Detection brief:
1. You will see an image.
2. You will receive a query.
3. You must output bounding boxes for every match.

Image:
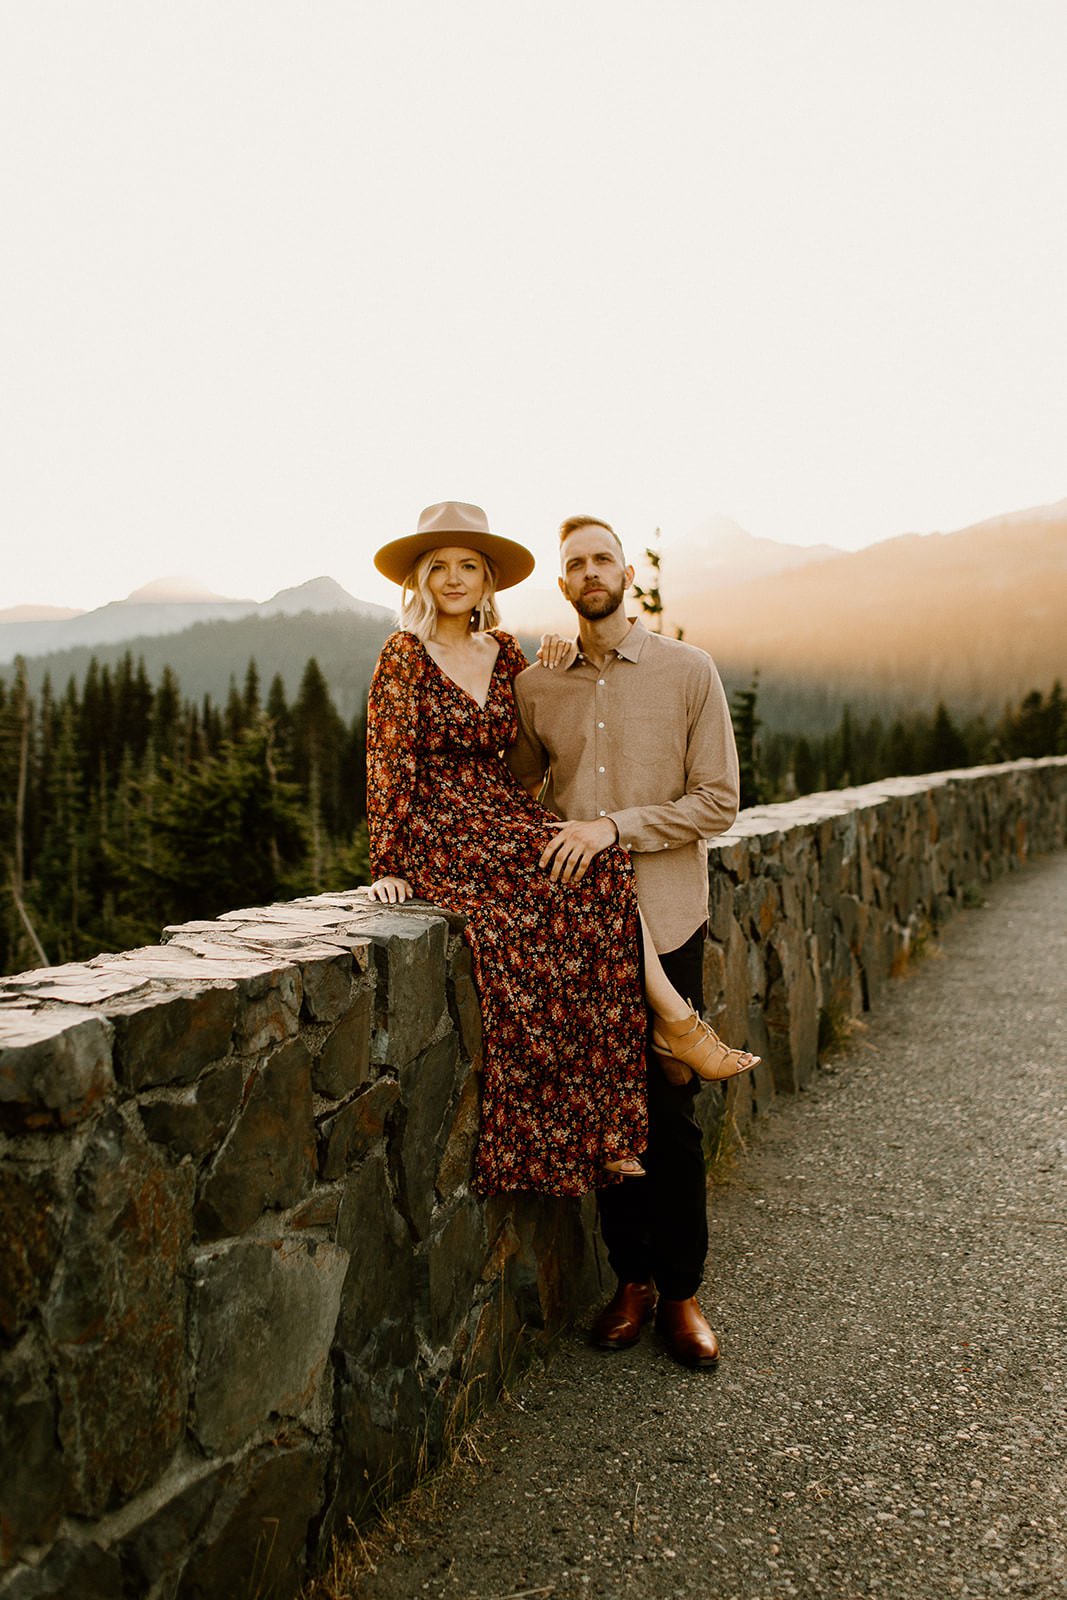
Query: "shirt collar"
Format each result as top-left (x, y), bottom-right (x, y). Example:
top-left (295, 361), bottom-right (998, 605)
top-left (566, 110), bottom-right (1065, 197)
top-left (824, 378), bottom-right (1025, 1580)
top-left (571, 616), bottom-right (649, 667)
top-left (614, 617), bottom-right (649, 662)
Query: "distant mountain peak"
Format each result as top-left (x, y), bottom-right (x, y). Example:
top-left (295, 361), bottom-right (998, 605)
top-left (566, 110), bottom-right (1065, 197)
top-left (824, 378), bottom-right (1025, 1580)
top-left (655, 516), bottom-right (844, 590)
top-left (0, 603), bottom-right (85, 624)
top-left (264, 576), bottom-right (358, 607)
top-left (259, 576), bottom-right (390, 619)
top-left (124, 577), bottom-right (244, 605)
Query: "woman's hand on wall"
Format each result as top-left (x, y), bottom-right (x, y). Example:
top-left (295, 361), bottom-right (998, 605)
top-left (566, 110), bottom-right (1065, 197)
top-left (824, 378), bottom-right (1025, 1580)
top-left (366, 877), bottom-right (414, 903)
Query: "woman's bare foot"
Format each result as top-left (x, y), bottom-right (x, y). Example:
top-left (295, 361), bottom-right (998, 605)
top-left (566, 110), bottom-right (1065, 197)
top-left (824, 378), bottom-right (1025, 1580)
top-left (603, 1154), bottom-right (646, 1178)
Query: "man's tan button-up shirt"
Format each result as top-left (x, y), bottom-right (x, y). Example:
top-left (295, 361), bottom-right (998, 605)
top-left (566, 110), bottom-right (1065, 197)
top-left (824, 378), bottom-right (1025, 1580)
top-left (508, 618), bottom-right (740, 953)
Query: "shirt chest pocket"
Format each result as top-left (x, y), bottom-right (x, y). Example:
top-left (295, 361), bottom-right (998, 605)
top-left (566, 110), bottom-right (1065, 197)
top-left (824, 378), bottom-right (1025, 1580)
top-left (623, 709), bottom-right (684, 769)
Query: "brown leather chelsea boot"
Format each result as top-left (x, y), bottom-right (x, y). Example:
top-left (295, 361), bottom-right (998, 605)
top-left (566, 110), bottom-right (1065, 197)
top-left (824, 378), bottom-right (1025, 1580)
top-left (655, 1296), bottom-right (721, 1368)
top-left (590, 1280), bottom-right (657, 1350)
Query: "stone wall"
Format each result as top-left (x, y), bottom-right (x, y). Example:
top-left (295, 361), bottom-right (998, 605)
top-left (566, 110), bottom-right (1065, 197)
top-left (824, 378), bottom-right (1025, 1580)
top-left (1, 757), bottom-right (1065, 1598)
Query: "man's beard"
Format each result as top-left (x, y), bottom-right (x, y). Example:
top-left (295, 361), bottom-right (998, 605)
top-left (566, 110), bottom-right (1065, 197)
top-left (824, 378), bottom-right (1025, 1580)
top-left (571, 579), bottom-right (626, 620)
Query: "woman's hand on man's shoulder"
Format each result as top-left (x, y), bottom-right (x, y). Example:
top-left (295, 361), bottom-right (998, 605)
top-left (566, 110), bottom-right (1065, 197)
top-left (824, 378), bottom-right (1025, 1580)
top-left (536, 634), bottom-right (579, 671)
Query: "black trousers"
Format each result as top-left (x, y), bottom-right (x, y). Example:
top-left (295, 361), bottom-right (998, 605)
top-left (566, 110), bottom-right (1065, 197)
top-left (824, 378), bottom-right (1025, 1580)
top-left (597, 925), bottom-right (709, 1301)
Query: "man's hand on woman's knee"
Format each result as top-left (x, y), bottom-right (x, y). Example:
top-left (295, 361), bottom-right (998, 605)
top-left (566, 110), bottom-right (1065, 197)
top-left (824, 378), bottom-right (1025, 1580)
top-left (539, 818), bottom-right (619, 884)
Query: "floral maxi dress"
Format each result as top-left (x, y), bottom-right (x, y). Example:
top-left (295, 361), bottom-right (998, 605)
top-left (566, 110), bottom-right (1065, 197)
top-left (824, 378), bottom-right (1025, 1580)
top-left (365, 628), bottom-right (647, 1198)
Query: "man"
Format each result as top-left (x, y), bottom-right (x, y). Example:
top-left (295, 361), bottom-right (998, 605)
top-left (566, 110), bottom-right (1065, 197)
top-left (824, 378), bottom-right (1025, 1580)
top-left (507, 514), bottom-right (744, 1368)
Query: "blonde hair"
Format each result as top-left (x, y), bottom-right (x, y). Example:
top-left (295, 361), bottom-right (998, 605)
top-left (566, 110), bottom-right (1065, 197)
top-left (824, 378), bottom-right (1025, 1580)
top-left (398, 548), bottom-right (501, 642)
top-left (558, 514), bottom-right (626, 560)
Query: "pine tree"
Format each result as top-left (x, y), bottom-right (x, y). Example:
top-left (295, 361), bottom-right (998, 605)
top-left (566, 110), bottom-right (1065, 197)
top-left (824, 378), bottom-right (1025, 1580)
top-left (926, 701), bottom-right (968, 770)
top-left (137, 727), bottom-right (309, 923)
top-left (631, 527), bottom-right (685, 640)
top-left (152, 666), bottom-right (183, 764)
top-left (1047, 680), bottom-right (1067, 754)
top-left (30, 673), bottom-right (56, 867)
top-left (1, 659), bottom-right (48, 968)
top-left (224, 676), bottom-right (246, 742)
top-left (292, 658), bottom-right (349, 840)
top-left (266, 672), bottom-right (289, 723)
top-left (792, 734), bottom-right (818, 796)
top-left (80, 657), bottom-right (106, 791)
top-left (201, 694), bottom-right (224, 756)
top-left (265, 672), bottom-right (293, 769)
top-left (113, 651), bottom-right (153, 765)
top-left (343, 711), bottom-right (368, 824)
top-left (631, 532), bottom-right (664, 629)
top-left (885, 717), bottom-right (918, 776)
top-left (243, 659), bottom-right (261, 722)
top-left (730, 676), bottom-right (764, 809)
top-left (33, 697), bottom-right (86, 962)
top-left (1001, 682), bottom-right (1067, 758)
top-left (326, 820), bottom-right (372, 889)
top-left (834, 706), bottom-right (855, 787)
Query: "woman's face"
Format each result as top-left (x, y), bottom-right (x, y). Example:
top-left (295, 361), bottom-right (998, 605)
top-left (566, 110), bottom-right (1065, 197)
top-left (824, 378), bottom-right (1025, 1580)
top-left (426, 547), bottom-right (488, 616)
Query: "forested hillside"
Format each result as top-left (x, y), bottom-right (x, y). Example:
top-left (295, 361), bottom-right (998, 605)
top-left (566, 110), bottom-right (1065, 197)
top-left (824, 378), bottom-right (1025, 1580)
top-left (10, 603), bottom-right (1028, 738)
top-left (677, 500), bottom-right (1067, 715)
top-left (1, 643), bottom-right (1062, 977)
top-left (1, 653), bottom-right (369, 977)
top-left (12, 610), bottom-right (397, 723)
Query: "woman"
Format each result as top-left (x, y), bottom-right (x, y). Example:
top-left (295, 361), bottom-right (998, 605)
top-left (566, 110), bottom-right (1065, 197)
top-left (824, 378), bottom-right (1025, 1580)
top-left (365, 501), bottom-right (756, 1198)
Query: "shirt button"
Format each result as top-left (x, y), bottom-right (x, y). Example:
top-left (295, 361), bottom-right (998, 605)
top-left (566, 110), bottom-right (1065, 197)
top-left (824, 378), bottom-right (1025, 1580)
top-left (598, 809), bottom-right (606, 817)
top-left (598, 765), bottom-right (606, 773)
top-left (662, 843), bottom-right (669, 849)
top-left (597, 678), bottom-right (606, 686)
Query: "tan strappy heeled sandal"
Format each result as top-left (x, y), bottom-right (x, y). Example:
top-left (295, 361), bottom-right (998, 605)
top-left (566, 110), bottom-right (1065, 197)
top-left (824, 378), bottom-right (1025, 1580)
top-left (651, 1008), bottom-right (760, 1082)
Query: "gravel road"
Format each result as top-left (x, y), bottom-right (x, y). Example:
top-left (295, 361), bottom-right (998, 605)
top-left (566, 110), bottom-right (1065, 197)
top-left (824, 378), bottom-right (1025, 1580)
top-left (333, 855), bottom-right (1066, 1600)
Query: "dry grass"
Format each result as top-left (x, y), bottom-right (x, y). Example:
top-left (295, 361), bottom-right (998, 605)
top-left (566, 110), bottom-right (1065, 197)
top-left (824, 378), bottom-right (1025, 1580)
top-left (818, 999), bottom-right (868, 1055)
top-left (302, 1384), bottom-right (491, 1600)
top-left (303, 1423), bottom-right (488, 1600)
top-left (301, 1316), bottom-right (539, 1600)
top-left (705, 1098), bottom-right (747, 1182)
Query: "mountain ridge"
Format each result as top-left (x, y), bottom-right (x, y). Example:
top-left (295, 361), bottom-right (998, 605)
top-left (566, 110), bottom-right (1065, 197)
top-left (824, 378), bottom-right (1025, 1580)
top-left (673, 498), bottom-right (1067, 709)
top-left (0, 576), bottom-right (392, 665)
top-left (5, 499), bottom-right (1063, 730)
top-left (501, 518), bottom-right (845, 631)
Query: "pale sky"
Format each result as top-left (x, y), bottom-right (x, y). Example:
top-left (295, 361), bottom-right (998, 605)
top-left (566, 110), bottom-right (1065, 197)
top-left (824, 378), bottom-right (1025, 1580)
top-left (2, 0), bottom-right (1065, 613)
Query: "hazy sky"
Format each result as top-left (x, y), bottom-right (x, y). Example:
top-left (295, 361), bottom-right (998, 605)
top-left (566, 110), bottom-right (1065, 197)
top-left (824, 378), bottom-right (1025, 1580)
top-left (2, 1), bottom-right (1065, 613)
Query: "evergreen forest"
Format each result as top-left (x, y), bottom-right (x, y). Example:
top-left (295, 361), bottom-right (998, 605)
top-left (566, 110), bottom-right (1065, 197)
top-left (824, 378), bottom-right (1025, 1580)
top-left (1, 653), bottom-right (368, 978)
top-left (1, 648), bottom-right (1063, 977)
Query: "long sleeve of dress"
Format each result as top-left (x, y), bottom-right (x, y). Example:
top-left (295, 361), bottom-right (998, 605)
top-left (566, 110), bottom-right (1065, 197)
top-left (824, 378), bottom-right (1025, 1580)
top-left (365, 631), bottom-right (424, 879)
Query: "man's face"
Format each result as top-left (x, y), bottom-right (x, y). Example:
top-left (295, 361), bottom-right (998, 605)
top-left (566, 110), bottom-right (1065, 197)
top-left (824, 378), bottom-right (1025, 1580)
top-left (558, 525), bottom-right (633, 621)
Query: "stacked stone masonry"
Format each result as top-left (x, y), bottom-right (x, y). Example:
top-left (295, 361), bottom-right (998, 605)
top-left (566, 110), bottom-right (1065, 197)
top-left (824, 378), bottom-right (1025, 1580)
top-left (1, 758), bottom-right (1064, 1598)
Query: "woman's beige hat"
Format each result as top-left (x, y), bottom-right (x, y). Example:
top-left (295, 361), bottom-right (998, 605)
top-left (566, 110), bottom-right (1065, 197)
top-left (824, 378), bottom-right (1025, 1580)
top-left (373, 501), bottom-right (536, 590)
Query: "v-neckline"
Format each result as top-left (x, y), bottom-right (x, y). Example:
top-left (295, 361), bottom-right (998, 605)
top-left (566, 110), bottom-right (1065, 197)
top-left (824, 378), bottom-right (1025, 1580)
top-left (421, 635), bottom-right (502, 712)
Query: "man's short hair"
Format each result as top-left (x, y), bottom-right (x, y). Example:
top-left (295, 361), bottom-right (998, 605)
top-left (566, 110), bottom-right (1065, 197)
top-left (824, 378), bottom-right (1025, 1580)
top-left (558, 515), bottom-right (626, 560)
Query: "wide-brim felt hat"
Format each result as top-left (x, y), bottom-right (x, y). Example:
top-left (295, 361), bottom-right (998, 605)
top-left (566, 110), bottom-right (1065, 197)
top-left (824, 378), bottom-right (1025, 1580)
top-left (373, 501), bottom-right (536, 591)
